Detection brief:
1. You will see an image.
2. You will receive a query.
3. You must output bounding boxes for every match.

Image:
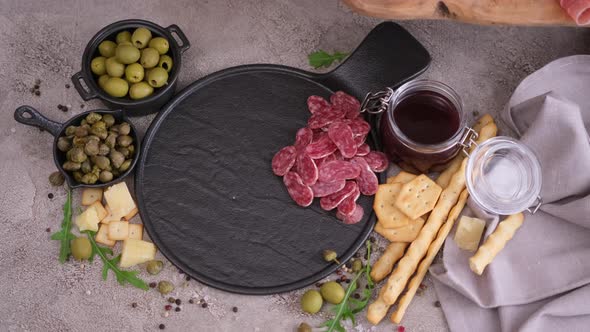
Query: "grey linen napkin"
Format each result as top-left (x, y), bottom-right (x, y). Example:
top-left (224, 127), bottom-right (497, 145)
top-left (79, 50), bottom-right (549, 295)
top-left (430, 55), bottom-right (590, 332)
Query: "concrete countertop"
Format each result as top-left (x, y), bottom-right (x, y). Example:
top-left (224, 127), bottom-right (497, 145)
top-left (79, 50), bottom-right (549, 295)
top-left (1, 0), bottom-right (588, 331)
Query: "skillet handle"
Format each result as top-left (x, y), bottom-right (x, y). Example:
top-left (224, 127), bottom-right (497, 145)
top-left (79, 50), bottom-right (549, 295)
top-left (71, 71), bottom-right (98, 101)
top-left (166, 24), bottom-right (190, 53)
top-left (316, 22), bottom-right (431, 100)
top-left (14, 105), bottom-right (62, 137)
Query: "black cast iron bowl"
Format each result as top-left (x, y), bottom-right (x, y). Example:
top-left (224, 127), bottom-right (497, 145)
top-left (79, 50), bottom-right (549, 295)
top-left (14, 105), bottom-right (140, 188)
top-left (71, 19), bottom-right (190, 116)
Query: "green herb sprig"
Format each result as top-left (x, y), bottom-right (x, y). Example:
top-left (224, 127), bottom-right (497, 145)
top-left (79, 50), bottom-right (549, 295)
top-left (308, 50), bottom-right (349, 69)
top-left (85, 231), bottom-right (149, 290)
top-left (50, 188), bottom-right (75, 263)
top-left (321, 241), bottom-right (374, 332)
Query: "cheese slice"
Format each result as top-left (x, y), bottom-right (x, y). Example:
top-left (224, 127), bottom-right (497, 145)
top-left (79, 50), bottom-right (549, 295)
top-left (104, 182), bottom-right (137, 219)
top-left (75, 206), bottom-right (100, 232)
top-left (454, 216), bottom-right (486, 252)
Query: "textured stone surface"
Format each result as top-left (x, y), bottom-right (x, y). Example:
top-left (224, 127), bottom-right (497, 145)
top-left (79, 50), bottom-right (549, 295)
top-left (0, 0), bottom-right (589, 331)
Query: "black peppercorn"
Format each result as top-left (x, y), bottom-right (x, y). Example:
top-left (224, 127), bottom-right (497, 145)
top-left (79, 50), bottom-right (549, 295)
top-left (159, 324), bottom-right (165, 330)
top-left (201, 302), bottom-right (208, 308)
top-left (131, 302), bottom-right (137, 308)
top-left (46, 227), bottom-right (51, 232)
top-left (189, 299), bottom-right (194, 304)
top-left (175, 307), bottom-right (181, 312)
top-left (175, 299), bottom-right (181, 305)
top-left (48, 193), bottom-right (54, 199)
top-left (65, 84), bottom-right (70, 89)
top-left (232, 307), bottom-right (238, 313)
top-left (35, 90), bottom-right (40, 96)
top-left (149, 282), bottom-right (157, 288)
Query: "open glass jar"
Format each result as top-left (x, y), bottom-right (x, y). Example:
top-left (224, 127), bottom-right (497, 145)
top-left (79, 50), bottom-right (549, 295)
top-left (362, 79), bottom-right (543, 216)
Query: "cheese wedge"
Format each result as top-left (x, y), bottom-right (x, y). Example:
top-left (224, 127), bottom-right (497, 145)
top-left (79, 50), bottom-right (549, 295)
top-left (104, 182), bottom-right (136, 219)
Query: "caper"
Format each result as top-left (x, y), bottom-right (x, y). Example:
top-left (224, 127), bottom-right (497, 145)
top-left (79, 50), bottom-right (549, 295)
top-left (118, 147), bottom-right (130, 158)
top-left (351, 259), bottom-right (363, 273)
top-left (84, 140), bottom-right (100, 156)
top-left (110, 150), bottom-right (125, 169)
top-left (91, 165), bottom-right (102, 176)
top-left (146, 260), bottom-right (164, 275)
top-left (71, 237), bottom-right (92, 260)
top-left (90, 127), bottom-right (108, 140)
top-left (65, 125), bottom-right (77, 136)
top-left (48, 171), bottom-right (65, 186)
top-left (98, 143), bottom-right (110, 156)
top-left (99, 170), bottom-right (113, 183)
top-left (81, 173), bottom-right (98, 184)
top-left (118, 122), bottom-right (131, 135)
top-left (57, 137), bottom-right (71, 152)
top-left (111, 168), bottom-right (120, 177)
top-left (118, 159), bottom-right (132, 172)
top-left (69, 147), bottom-right (87, 163)
top-left (297, 323), bottom-right (312, 332)
top-left (73, 171), bottom-right (83, 182)
top-left (62, 161), bottom-right (81, 171)
top-left (127, 144), bottom-right (135, 155)
top-left (322, 249), bottom-right (340, 264)
top-left (87, 135), bottom-right (100, 142)
top-left (81, 160), bottom-right (92, 174)
top-left (72, 136), bottom-right (88, 148)
top-left (320, 281), bottom-right (345, 305)
top-left (158, 281), bottom-right (174, 295)
top-left (92, 121), bottom-right (106, 131)
top-left (300, 290), bottom-right (323, 314)
top-left (75, 126), bottom-right (89, 137)
top-left (92, 155), bottom-right (111, 170)
top-left (117, 135), bottom-right (133, 147)
top-left (85, 112), bottom-right (102, 124)
top-left (102, 114), bottom-right (115, 128)
top-left (109, 124), bottom-right (119, 133)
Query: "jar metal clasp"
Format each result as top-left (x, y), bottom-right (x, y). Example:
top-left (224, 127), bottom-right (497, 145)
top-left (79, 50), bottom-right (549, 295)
top-left (459, 127), bottom-right (479, 157)
top-left (360, 87), bottom-right (394, 115)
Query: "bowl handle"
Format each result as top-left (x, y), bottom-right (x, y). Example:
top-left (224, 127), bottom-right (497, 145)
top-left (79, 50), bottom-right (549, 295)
top-left (71, 71), bottom-right (98, 101)
top-left (14, 105), bottom-right (62, 137)
top-left (166, 24), bottom-right (191, 53)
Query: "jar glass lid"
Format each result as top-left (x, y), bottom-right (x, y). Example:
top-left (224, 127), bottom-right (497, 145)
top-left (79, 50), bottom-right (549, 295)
top-left (466, 137), bottom-right (542, 215)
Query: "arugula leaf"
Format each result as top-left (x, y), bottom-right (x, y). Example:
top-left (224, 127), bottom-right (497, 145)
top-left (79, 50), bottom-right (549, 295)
top-left (50, 188), bottom-right (74, 263)
top-left (85, 231), bottom-right (149, 290)
top-left (308, 50), bottom-right (349, 69)
top-left (321, 241), bottom-right (374, 332)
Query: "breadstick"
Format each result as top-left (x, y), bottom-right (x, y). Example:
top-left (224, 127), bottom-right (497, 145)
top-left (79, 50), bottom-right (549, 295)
top-left (436, 118), bottom-right (497, 188)
top-left (367, 159), bottom-right (468, 324)
top-left (370, 242), bottom-right (409, 282)
top-left (391, 189), bottom-right (469, 323)
top-left (469, 213), bottom-right (525, 275)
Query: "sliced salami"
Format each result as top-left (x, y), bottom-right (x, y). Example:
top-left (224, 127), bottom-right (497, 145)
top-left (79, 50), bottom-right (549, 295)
top-left (271, 146), bottom-right (297, 176)
top-left (315, 153), bottom-right (336, 169)
top-left (296, 153), bottom-right (318, 185)
top-left (363, 151), bottom-right (389, 173)
top-left (305, 134), bottom-right (338, 159)
top-left (318, 160), bottom-right (361, 183)
top-left (337, 204), bottom-right (364, 224)
top-left (312, 130), bottom-right (327, 142)
top-left (348, 118), bottom-right (371, 137)
top-left (311, 179), bottom-right (346, 197)
top-left (351, 157), bottom-right (379, 195)
top-left (337, 185), bottom-right (360, 216)
top-left (356, 143), bottom-right (370, 156)
top-left (354, 135), bottom-right (366, 147)
top-left (307, 95), bottom-right (330, 114)
top-left (283, 172), bottom-right (314, 207)
top-left (320, 181), bottom-right (357, 211)
top-left (331, 91), bottom-right (361, 119)
top-left (328, 122), bottom-right (357, 159)
top-left (294, 127), bottom-right (313, 152)
top-left (308, 106), bottom-right (346, 129)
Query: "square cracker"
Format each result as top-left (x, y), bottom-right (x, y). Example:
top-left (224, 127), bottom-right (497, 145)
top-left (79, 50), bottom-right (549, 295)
top-left (373, 183), bottom-right (412, 229)
top-left (374, 217), bottom-right (425, 242)
top-left (386, 171), bottom-right (417, 185)
top-left (395, 174), bottom-right (442, 220)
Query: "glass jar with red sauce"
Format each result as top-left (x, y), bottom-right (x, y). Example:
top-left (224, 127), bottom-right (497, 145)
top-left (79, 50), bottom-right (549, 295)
top-left (376, 80), bottom-right (465, 172)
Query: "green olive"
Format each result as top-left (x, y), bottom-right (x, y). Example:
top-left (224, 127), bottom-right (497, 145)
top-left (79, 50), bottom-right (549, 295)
top-left (118, 122), bottom-right (131, 136)
top-left (73, 171), bottom-right (83, 182)
top-left (49, 171), bottom-right (65, 186)
top-left (320, 281), bottom-right (345, 305)
top-left (125, 63), bottom-right (144, 83)
top-left (69, 147), bottom-right (87, 163)
top-left (98, 143), bottom-right (110, 156)
top-left (62, 161), bottom-right (81, 171)
top-left (102, 114), bottom-right (115, 128)
top-left (85, 112), bottom-right (102, 124)
top-left (71, 237), bottom-right (92, 260)
top-left (81, 173), bottom-right (98, 184)
top-left (99, 170), bottom-right (113, 183)
top-left (57, 137), bottom-right (71, 152)
top-left (90, 57), bottom-right (106, 76)
top-left (65, 125), bottom-right (77, 136)
top-left (116, 44), bottom-right (141, 64)
top-left (84, 139), bottom-right (100, 156)
top-left (103, 77), bottom-right (129, 98)
top-left (118, 159), bottom-right (132, 172)
top-left (98, 74), bottom-right (110, 89)
top-left (105, 133), bottom-right (117, 148)
top-left (158, 281), bottom-right (174, 295)
top-left (92, 156), bottom-right (111, 170)
top-left (118, 41), bottom-right (133, 47)
top-left (116, 30), bottom-right (132, 44)
top-left (149, 37), bottom-right (169, 55)
top-left (146, 260), bottom-right (163, 275)
top-left (143, 68), bottom-right (152, 82)
top-left (105, 57), bottom-right (125, 78)
top-left (147, 67), bottom-right (168, 88)
top-left (98, 40), bottom-right (117, 57)
top-left (352, 259), bottom-right (363, 273)
top-left (81, 160), bottom-right (92, 174)
top-left (75, 126), bottom-right (89, 137)
top-left (129, 82), bottom-right (153, 100)
top-left (300, 290), bottom-right (323, 314)
top-left (158, 55), bottom-right (173, 72)
top-left (140, 47), bottom-right (159, 69)
top-left (132, 27), bottom-right (152, 49)
top-left (110, 150), bottom-right (125, 169)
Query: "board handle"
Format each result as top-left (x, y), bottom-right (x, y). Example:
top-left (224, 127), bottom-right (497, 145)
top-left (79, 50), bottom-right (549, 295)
top-left (316, 22), bottom-right (431, 100)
